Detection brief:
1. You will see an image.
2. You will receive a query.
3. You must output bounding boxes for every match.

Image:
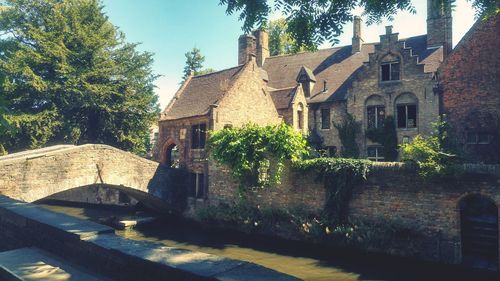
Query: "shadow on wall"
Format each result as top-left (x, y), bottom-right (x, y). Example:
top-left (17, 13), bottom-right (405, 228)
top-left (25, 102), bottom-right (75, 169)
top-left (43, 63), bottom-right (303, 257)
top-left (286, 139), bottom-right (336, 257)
top-left (147, 163), bottom-right (189, 212)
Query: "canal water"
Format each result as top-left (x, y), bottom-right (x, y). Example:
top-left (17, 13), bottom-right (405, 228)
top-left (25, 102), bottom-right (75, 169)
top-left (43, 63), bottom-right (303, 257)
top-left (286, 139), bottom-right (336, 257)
top-left (38, 202), bottom-right (498, 281)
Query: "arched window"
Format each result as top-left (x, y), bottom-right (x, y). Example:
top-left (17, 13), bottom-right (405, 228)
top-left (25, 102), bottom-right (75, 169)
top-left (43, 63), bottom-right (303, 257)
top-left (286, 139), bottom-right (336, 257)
top-left (297, 103), bottom-right (304, 130)
top-left (380, 54), bottom-right (401, 81)
top-left (395, 93), bottom-right (417, 129)
top-left (365, 95), bottom-right (385, 129)
top-left (459, 194), bottom-right (498, 269)
top-left (165, 143), bottom-right (180, 168)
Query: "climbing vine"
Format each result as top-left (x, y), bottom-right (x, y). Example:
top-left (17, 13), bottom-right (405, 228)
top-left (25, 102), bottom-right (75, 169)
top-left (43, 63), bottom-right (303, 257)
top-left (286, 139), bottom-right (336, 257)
top-left (365, 116), bottom-right (398, 161)
top-left (333, 113), bottom-right (361, 158)
top-left (208, 123), bottom-right (308, 189)
top-left (294, 158), bottom-right (371, 224)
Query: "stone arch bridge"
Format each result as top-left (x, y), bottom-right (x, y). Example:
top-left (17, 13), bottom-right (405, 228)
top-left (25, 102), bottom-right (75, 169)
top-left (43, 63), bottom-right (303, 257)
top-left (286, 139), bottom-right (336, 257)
top-left (0, 144), bottom-right (183, 212)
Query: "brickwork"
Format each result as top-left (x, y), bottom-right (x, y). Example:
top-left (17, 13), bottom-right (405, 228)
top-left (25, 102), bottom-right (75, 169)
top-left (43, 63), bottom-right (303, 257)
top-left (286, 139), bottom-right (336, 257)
top-left (346, 28), bottom-right (440, 159)
top-left (440, 14), bottom-right (499, 163)
top-left (214, 59), bottom-right (280, 131)
top-left (202, 163), bottom-right (500, 267)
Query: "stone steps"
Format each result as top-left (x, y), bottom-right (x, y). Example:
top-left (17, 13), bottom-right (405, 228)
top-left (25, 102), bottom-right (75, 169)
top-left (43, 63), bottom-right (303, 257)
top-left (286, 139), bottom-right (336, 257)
top-left (0, 247), bottom-right (110, 281)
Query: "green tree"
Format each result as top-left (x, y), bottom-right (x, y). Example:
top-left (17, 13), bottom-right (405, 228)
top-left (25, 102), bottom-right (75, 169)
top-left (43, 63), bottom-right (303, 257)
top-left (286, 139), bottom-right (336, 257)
top-left (0, 0), bottom-right (159, 154)
top-left (182, 47), bottom-right (214, 81)
top-left (267, 18), bottom-right (316, 56)
top-left (220, 0), bottom-right (498, 50)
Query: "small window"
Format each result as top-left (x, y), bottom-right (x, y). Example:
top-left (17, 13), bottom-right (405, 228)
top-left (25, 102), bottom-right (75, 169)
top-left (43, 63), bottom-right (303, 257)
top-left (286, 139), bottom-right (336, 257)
top-left (397, 104), bottom-right (417, 129)
top-left (367, 106), bottom-right (385, 129)
top-left (297, 105), bottom-right (304, 130)
top-left (381, 62), bottom-right (400, 81)
top-left (321, 108), bottom-right (330, 129)
top-left (467, 132), bottom-right (493, 145)
top-left (189, 173), bottom-right (206, 198)
top-left (191, 124), bottom-right (206, 149)
top-left (327, 146), bottom-right (337, 157)
top-left (367, 146), bottom-right (384, 162)
top-left (402, 136), bottom-right (411, 144)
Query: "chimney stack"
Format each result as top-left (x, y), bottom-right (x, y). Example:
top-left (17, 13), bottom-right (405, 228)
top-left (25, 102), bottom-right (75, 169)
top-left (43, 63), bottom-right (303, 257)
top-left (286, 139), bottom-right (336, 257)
top-left (352, 16), bottom-right (363, 54)
top-left (253, 29), bottom-right (269, 67)
top-left (238, 34), bottom-right (256, 65)
top-left (427, 0), bottom-right (452, 56)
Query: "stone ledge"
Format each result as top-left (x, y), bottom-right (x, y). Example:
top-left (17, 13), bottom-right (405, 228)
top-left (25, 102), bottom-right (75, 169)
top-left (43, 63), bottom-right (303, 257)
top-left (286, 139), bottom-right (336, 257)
top-left (0, 195), bottom-right (300, 281)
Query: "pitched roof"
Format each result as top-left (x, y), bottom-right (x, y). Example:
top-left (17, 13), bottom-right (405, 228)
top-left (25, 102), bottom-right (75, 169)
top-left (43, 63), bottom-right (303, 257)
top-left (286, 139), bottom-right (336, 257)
top-left (162, 66), bottom-right (244, 120)
top-left (269, 86), bottom-right (297, 109)
top-left (263, 35), bottom-right (442, 104)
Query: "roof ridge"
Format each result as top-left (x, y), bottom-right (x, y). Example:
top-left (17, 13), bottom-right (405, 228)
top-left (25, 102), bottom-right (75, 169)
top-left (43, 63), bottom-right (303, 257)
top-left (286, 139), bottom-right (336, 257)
top-left (268, 86), bottom-right (297, 91)
top-left (192, 65), bottom-right (243, 79)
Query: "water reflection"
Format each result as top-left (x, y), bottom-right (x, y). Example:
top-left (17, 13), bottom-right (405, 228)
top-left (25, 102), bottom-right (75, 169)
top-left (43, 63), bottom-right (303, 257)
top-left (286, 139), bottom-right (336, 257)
top-left (38, 202), bottom-right (499, 281)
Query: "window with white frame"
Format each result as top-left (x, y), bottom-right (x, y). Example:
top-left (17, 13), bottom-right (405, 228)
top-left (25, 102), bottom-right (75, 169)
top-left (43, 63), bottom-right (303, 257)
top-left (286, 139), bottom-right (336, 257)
top-left (395, 93), bottom-right (418, 129)
top-left (367, 146), bottom-right (384, 162)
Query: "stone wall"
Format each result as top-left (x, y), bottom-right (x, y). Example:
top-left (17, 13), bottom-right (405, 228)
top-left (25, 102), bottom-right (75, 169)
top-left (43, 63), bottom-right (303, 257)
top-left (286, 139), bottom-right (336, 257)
top-left (440, 14), bottom-right (499, 163)
top-left (203, 161), bottom-right (500, 268)
top-left (0, 195), bottom-right (299, 281)
top-left (214, 58), bottom-right (280, 131)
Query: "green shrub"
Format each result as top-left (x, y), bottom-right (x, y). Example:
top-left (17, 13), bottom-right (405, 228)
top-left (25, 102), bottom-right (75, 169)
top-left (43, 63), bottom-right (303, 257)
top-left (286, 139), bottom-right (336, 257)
top-left (334, 113), bottom-right (361, 158)
top-left (400, 117), bottom-right (456, 178)
top-left (208, 123), bottom-right (308, 189)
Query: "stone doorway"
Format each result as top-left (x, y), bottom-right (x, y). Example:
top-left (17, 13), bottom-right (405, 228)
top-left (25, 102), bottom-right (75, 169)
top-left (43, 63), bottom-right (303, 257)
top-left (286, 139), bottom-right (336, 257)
top-left (165, 143), bottom-right (179, 168)
top-left (460, 194), bottom-right (499, 270)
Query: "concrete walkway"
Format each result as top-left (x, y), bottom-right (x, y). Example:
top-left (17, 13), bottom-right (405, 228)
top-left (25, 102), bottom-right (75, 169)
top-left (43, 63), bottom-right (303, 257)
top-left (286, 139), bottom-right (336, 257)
top-left (0, 247), bottom-right (110, 281)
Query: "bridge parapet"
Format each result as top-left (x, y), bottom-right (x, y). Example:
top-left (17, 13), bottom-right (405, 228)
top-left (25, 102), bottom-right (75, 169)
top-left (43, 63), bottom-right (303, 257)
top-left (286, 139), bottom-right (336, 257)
top-left (0, 144), bottom-right (160, 203)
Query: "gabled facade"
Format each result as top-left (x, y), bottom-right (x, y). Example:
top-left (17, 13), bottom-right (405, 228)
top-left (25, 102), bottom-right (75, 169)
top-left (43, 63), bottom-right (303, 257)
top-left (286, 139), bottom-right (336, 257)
top-left (156, 0), bottom-right (455, 199)
top-left (156, 57), bottom-right (280, 199)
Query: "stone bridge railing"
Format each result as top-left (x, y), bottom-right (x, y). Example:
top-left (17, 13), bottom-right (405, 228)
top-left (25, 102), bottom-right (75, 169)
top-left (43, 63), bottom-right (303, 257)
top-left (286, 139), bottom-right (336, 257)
top-left (0, 144), bottom-right (183, 211)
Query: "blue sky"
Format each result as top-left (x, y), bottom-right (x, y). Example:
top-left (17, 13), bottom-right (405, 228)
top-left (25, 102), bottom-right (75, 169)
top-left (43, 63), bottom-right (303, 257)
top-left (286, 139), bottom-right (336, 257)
top-left (101, 0), bottom-right (477, 110)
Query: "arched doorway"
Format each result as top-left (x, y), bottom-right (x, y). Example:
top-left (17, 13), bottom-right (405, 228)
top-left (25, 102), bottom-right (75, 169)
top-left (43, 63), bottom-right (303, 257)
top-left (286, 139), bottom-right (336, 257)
top-left (460, 194), bottom-right (498, 269)
top-left (165, 143), bottom-right (180, 168)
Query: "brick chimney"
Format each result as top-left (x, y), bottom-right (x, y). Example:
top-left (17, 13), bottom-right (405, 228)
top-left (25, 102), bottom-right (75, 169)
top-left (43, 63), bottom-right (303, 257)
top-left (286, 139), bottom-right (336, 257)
top-left (352, 16), bottom-right (363, 54)
top-left (252, 29), bottom-right (269, 67)
top-left (427, 0), bottom-right (452, 56)
top-left (238, 34), bottom-right (256, 65)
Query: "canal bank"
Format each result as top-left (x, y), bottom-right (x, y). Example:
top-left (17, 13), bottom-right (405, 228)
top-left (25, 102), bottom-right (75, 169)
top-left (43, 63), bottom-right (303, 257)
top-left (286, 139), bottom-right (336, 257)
top-left (38, 201), bottom-right (500, 281)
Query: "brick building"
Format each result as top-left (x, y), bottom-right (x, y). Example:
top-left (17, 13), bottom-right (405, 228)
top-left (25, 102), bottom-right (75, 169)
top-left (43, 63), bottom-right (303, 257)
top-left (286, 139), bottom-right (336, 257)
top-left (156, 0), bottom-right (454, 194)
top-left (440, 13), bottom-right (499, 163)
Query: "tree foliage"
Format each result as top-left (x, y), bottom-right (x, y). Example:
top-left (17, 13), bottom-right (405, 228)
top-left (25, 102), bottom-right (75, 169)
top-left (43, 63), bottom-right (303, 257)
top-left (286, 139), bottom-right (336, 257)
top-left (0, 0), bottom-right (159, 154)
top-left (208, 123), bottom-right (309, 189)
top-left (400, 117), bottom-right (456, 177)
top-left (220, 0), bottom-right (498, 50)
top-left (182, 47), bottom-right (214, 81)
top-left (267, 18), bottom-right (316, 56)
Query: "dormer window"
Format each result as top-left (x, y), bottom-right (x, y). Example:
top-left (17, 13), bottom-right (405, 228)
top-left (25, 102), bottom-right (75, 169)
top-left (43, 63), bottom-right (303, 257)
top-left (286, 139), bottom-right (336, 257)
top-left (381, 61), bottom-right (400, 81)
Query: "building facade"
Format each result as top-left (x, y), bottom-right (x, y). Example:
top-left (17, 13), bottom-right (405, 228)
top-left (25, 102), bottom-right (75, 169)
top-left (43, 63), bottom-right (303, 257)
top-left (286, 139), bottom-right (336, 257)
top-left (156, 0), bottom-right (456, 196)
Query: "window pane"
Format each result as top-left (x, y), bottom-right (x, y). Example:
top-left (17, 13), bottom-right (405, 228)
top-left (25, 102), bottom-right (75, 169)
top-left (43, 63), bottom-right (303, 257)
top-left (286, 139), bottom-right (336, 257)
top-left (197, 173), bottom-right (205, 198)
top-left (397, 105), bottom-right (406, 128)
top-left (191, 125), bottom-right (199, 149)
top-left (407, 105), bottom-right (417, 128)
top-left (328, 146), bottom-right (337, 157)
top-left (321, 108), bottom-right (330, 129)
top-left (478, 133), bottom-right (490, 144)
top-left (381, 64), bottom-right (390, 81)
top-left (367, 147), bottom-right (377, 158)
top-left (466, 132), bottom-right (477, 144)
top-left (367, 107), bottom-right (376, 129)
top-left (391, 63), bottom-right (400, 80)
top-left (377, 106), bottom-right (385, 128)
top-left (199, 124), bottom-right (206, 148)
top-left (188, 173), bottom-right (197, 197)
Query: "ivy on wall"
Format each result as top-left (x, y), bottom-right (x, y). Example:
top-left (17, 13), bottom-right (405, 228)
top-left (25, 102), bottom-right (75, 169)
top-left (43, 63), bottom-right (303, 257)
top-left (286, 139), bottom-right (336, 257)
top-left (365, 116), bottom-right (398, 161)
top-left (208, 123), bottom-right (309, 189)
top-left (294, 158), bottom-right (371, 224)
top-left (333, 113), bottom-right (361, 158)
